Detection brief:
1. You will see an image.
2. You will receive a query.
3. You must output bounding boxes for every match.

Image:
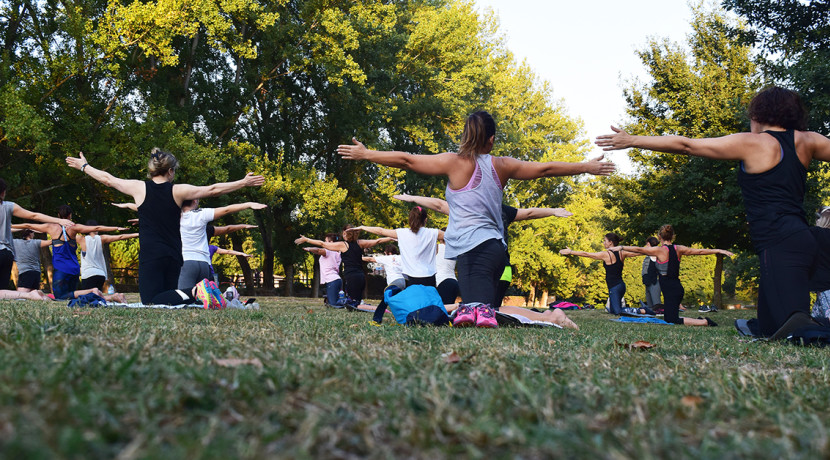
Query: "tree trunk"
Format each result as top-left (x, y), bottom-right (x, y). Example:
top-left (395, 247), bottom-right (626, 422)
top-left (103, 243), bottom-right (114, 288)
top-left (41, 246), bottom-right (53, 293)
top-left (540, 290), bottom-right (549, 308)
top-left (311, 254), bottom-right (320, 298)
top-left (713, 253), bottom-right (724, 308)
top-left (283, 263), bottom-right (294, 296)
top-left (528, 285), bottom-right (536, 309)
top-left (229, 231), bottom-right (255, 295)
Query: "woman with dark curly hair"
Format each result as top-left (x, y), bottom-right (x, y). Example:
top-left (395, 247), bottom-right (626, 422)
top-left (597, 86), bottom-right (830, 338)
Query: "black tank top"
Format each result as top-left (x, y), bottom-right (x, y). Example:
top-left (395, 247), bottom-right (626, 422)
top-left (604, 250), bottom-right (623, 288)
top-left (342, 241), bottom-right (363, 275)
top-left (138, 180), bottom-right (182, 263)
top-left (659, 244), bottom-right (680, 280)
top-left (737, 130), bottom-right (807, 252)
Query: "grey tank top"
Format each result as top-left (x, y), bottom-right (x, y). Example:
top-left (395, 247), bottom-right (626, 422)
top-left (444, 154), bottom-right (505, 259)
top-left (13, 238), bottom-right (41, 273)
top-left (0, 201), bottom-right (14, 256)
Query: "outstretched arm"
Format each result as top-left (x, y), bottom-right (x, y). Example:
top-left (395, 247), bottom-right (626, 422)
top-left (338, 138), bottom-right (456, 176)
top-left (558, 248), bottom-right (610, 262)
top-left (12, 205), bottom-right (74, 228)
top-left (213, 202), bottom-right (268, 220)
top-left (514, 207), bottom-right (573, 221)
top-left (608, 245), bottom-right (664, 258)
top-left (352, 226), bottom-right (398, 239)
top-left (359, 237), bottom-right (396, 249)
top-left (393, 194), bottom-right (450, 215)
top-left (67, 152), bottom-right (145, 199)
top-left (211, 224), bottom-right (258, 236)
top-left (676, 245), bottom-right (734, 257)
top-left (294, 235), bottom-right (348, 252)
top-left (214, 247), bottom-right (252, 258)
top-left (595, 126), bottom-right (762, 161)
top-left (806, 131), bottom-right (830, 162)
top-left (304, 247), bottom-right (327, 256)
top-left (73, 225), bottom-right (129, 234)
top-left (11, 223), bottom-right (53, 233)
top-left (496, 154), bottom-right (616, 181)
top-left (172, 173), bottom-right (265, 203)
top-left (100, 233), bottom-right (139, 244)
top-left (111, 202), bottom-right (138, 211)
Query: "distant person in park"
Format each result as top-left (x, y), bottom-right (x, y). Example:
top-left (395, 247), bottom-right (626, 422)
top-left (560, 232), bottom-right (647, 315)
top-left (0, 178), bottom-right (73, 291)
top-left (77, 220), bottom-right (138, 299)
top-left (596, 86), bottom-right (830, 337)
top-left (641, 236), bottom-right (662, 309)
top-left (608, 225), bottom-right (734, 326)
top-left (352, 206), bottom-right (444, 287)
top-left (66, 149), bottom-right (264, 303)
top-left (811, 208), bottom-right (830, 324)
top-left (362, 244), bottom-right (405, 292)
top-left (294, 225), bottom-right (394, 306)
top-left (177, 199), bottom-right (266, 290)
top-left (13, 205), bottom-right (128, 301)
top-left (13, 229), bottom-right (50, 293)
top-left (303, 233), bottom-right (345, 307)
top-left (338, 110), bottom-right (614, 328)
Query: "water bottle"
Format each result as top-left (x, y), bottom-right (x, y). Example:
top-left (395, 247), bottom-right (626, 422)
top-left (107, 284), bottom-right (115, 295)
top-left (338, 290), bottom-right (345, 305)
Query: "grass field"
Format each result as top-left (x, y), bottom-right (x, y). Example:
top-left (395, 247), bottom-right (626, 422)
top-left (0, 296), bottom-right (828, 459)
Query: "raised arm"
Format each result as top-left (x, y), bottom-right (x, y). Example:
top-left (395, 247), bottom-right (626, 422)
top-left (352, 226), bottom-right (398, 239)
top-left (595, 126), bottom-right (765, 161)
top-left (11, 222), bottom-right (54, 233)
top-left (12, 205), bottom-right (74, 228)
top-left (514, 207), bottom-right (573, 221)
top-left (608, 245), bottom-right (664, 258)
top-left (67, 152), bottom-right (145, 199)
top-left (495, 154), bottom-right (616, 181)
top-left (676, 245), bottom-right (734, 257)
top-left (73, 225), bottom-right (129, 234)
top-left (172, 173), bottom-right (265, 203)
top-left (294, 235), bottom-right (348, 252)
top-left (362, 256), bottom-right (377, 263)
top-left (358, 237), bottom-right (396, 250)
top-left (213, 202), bottom-right (267, 220)
top-left (214, 247), bottom-right (252, 258)
top-left (211, 224), bottom-right (258, 236)
top-left (100, 233), bottom-right (139, 244)
top-left (558, 248), bottom-right (610, 262)
top-left (806, 131), bottom-right (830, 162)
top-left (393, 194), bottom-right (450, 215)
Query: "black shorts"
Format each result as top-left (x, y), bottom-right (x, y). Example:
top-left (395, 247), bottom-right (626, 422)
top-left (80, 275), bottom-right (106, 291)
top-left (17, 271), bottom-right (41, 290)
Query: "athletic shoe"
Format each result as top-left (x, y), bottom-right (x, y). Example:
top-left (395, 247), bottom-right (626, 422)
top-left (194, 279), bottom-right (213, 309)
top-left (207, 280), bottom-right (227, 309)
top-left (453, 303), bottom-right (477, 327)
top-left (475, 304), bottom-right (498, 328)
top-left (697, 316), bottom-right (718, 327)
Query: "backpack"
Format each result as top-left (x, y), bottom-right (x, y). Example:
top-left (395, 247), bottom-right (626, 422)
top-left (381, 285), bottom-right (450, 326)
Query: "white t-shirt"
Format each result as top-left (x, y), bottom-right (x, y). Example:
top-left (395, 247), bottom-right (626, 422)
top-left (374, 254), bottom-right (404, 285)
top-left (81, 235), bottom-right (107, 279)
top-left (180, 208), bottom-right (215, 263)
top-left (396, 227), bottom-right (439, 277)
top-left (435, 244), bottom-right (456, 284)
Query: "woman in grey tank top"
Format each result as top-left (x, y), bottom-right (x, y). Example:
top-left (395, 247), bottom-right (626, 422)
top-left (339, 111), bottom-right (615, 328)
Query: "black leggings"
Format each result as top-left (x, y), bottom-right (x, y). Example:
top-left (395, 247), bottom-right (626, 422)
top-left (139, 256), bottom-right (182, 304)
top-left (437, 278), bottom-right (460, 305)
top-left (405, 275), bottom-right (436, 288)
top-left (342, 271), bottom-right (365, 304)
top-left (756, 228), bottom-right (827, 336)
top-left (151, 289), bottom-right (196, 305)
top-left (80, 275), bottom-right (106, 291)
top-left (0, 248), bottom-right (13, 290)
top-left (660, 277), bottom-right (685, 325)
top-left (455, 239), bottom-right (507, 306)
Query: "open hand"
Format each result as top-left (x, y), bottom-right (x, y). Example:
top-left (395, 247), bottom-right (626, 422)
top-left (584, 153), bottom-right (616, 176)
top-left (294, 236), bottom-right (307, 245)
top-left (553, 208), bottom-right (573, 217)
top-left (337, 138), bottom-right (369, 160)
top-left (243, 173), bottom-right (266, 187)
top-left (66, 151), bottom-right (88, 171)
top-left (559, 247), bottom-right (572, 255)
top-left (595, 126), bottom-right (634, 151)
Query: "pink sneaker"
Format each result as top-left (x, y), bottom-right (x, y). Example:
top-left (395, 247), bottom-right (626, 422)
top-left (453, 303), bottom-right (477, 327)
top-left (475, 304), bottom-right (498, 328)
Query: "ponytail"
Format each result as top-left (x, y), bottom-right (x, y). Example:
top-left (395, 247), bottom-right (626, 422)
top-left (409, 206), bottom-right (427, 233)
top-left (458, 111), bottom-right (496, 158)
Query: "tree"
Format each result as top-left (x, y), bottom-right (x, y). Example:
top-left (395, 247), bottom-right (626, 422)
top-left (607, 4), bottom-right (760, 307)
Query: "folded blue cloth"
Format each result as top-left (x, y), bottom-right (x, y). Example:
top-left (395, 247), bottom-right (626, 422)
top-left (67, 293), bottom-right (108, 308)
top-left (611, 317), bottom-right (672, 325)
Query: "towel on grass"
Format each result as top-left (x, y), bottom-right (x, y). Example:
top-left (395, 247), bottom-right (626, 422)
top-left (496, 312), bottom-right (563, 328)
top-left (611, 317), bottom-right (672, 325)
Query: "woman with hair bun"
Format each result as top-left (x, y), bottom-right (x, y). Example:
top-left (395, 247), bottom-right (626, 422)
top-left (597, 86), bottom-right (830, 337)
top-left (339, 110), bottom-right (615, 328)
top-left (610, 225), bottom-right (734, 326)
top-left (560, 232), bottom-right (641, 315)
top-left (351, 206), bottom-right (444, 287)
top-left (66, 148), bottom-right (264, 303)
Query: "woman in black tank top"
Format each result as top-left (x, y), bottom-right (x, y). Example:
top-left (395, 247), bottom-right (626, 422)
top-left (66, 148), bottom-right (265, 304)
top-left (597, 87), bottom-right (830, 337)
top-left (295, 224), bottom-right (394, 306)
top-left (611, 225), bottom-right (733, 326)
top-left (560, 232), bottom-right (640, 315)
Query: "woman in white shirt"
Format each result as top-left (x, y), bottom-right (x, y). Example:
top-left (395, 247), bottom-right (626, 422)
top-left (353, 206), bottom-right (444, 287)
